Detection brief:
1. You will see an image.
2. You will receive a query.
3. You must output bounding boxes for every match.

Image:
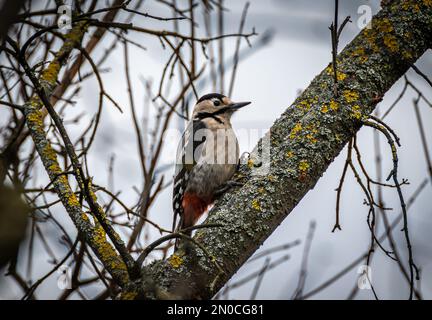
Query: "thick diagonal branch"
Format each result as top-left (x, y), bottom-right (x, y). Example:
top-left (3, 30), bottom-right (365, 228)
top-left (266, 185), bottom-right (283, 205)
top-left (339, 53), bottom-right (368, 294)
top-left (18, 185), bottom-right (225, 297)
top-left (136, 1), bottom-right (432, 299)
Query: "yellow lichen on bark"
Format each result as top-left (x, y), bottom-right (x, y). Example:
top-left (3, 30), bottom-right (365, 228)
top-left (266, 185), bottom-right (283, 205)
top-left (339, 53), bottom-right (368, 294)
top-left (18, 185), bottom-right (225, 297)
top-left (351, 105), bottom-right (363, 119)
top-left (329, 100), bottom-right (339, 111)
top-left (299, 160), bottom-right (310, 173)
top-left (169, 254), bottom-right (184, 268)
top-left (289, 123), bottom-right (302, 139)
top-left (120, 291), bottom-right (138, 300)
top-left (383, 34), bottom-right (399, 52)
top-left (251, 199), bottom-right (261, 211)
top-left (286, 151), bottom-right (294, 159)
top-left (343, 90), bottom-right (359, 103)
top-left (352, 47), bottom-right (368, 63)
top-left (40, 61), bottom-right (60, 86)
top-left (92, 225), bottom-right (128, 274)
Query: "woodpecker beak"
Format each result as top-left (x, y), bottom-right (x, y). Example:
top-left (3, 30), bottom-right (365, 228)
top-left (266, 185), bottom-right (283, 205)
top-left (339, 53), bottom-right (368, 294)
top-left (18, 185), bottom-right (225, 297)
top-left (228, 101), bottom-right (251, 111)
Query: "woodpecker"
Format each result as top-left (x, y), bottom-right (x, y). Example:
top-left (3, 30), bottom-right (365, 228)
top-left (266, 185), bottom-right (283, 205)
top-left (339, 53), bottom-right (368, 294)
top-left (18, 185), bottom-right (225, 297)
top-left (172, 93), bottom-right (250, 241)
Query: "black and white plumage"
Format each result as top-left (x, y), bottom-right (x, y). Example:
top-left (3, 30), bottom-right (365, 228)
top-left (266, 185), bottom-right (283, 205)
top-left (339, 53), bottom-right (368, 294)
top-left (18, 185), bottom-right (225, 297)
top-left (172, 118), bottom-right (207, 232)
top-left (172, 93), bottom-right (250, 243)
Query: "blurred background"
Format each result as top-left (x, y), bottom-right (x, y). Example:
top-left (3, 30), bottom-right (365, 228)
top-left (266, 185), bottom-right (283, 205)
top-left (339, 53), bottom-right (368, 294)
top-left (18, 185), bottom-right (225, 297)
top-left (0, 0), bottom-right (431, 299)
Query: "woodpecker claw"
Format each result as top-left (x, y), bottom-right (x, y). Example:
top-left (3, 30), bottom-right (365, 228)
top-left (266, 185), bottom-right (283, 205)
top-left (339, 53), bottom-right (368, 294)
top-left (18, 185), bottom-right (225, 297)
top-left (214, 180), bottom-right (243, 197)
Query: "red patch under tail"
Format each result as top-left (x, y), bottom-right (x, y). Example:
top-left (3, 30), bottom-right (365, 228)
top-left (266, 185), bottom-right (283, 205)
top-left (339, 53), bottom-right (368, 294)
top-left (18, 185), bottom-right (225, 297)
top-left (181, 193), bottom-right (212, 231)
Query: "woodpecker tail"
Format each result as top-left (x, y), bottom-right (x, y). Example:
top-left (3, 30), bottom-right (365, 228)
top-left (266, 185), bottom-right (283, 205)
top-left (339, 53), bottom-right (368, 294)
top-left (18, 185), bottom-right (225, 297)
top-left (174, 215), bottom-right (191, 250)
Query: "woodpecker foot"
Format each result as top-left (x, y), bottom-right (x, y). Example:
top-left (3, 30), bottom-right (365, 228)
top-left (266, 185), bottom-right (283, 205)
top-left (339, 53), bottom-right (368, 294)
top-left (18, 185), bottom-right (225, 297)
top-left (215, 180), bottom-right (243, 197)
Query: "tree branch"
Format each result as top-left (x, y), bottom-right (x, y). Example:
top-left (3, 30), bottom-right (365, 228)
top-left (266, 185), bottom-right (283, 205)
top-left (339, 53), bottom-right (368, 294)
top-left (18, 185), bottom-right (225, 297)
top-left (135, 0), bottom-right (432, 299)
top-left (20, 21), bottom-right (131, 288)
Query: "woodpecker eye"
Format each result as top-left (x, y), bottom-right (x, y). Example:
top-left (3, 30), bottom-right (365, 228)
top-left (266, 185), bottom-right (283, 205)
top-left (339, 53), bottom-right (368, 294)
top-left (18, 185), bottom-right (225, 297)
top-left (213, 100), bottom-right (221, 107)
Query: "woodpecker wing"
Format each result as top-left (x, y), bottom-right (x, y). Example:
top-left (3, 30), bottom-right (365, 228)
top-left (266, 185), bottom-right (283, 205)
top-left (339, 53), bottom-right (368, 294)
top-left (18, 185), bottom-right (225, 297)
top-left (172, 119), bottom-right (207, 231)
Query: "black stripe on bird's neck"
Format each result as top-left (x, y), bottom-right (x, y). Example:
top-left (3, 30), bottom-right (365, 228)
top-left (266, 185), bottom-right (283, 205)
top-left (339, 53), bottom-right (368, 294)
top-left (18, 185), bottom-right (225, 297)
top-left (195, 111), bottom-right (224, 124)
top-left (195, 103), bottom-right (234, 123)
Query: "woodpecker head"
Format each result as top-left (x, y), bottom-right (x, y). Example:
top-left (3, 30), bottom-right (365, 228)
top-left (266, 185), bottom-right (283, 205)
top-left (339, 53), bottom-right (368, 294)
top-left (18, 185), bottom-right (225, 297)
top-left (192, 93), bottom-right (250, 122)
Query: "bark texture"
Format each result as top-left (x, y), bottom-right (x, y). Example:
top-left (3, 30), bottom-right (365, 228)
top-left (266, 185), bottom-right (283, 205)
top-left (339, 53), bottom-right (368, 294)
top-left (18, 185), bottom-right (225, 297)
top-left (22, 22), bottom-right (131, 287)
top-left (135, 0), bottom-right (432, 299)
